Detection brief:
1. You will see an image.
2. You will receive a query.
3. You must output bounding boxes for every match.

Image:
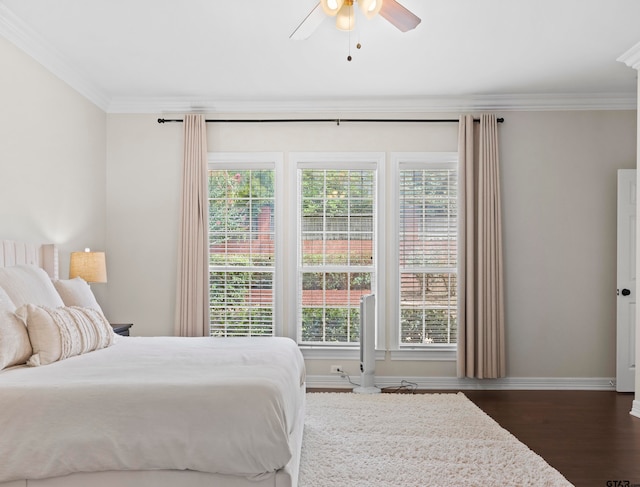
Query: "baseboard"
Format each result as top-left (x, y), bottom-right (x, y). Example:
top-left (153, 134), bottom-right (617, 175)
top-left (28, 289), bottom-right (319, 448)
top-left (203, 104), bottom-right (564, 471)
top-left (307, 374), bottom-right (617, 391)
top-left (631, 400), bottom-right (640, 418)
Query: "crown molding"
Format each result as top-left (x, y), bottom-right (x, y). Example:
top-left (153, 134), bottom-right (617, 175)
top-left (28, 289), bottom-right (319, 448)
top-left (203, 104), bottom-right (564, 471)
top-left (618, 41), bottom-right (640, 70)
top-left (0, 3), bottom-right (111, 111)
top-left (108, 92), bottom-right (637, 114)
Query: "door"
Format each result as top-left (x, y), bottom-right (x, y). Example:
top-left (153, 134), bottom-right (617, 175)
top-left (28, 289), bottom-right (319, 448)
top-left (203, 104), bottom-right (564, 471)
top-left (617, 169), bottom-right (636, 392)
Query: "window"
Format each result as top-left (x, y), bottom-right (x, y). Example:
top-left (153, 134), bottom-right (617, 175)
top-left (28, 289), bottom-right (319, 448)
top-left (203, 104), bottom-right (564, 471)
top-left (294, 155), bottom-right (382, 348)
top-left (207, 151), bottom-right (457, 359)
top-left (207, 154), bottom-right (282, 337)
top-left (396, 154), bottom-right (458, 347)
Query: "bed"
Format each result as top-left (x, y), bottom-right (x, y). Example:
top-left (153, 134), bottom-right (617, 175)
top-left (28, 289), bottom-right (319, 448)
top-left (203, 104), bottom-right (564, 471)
top-left (0, 240), bottom-right (306, 487)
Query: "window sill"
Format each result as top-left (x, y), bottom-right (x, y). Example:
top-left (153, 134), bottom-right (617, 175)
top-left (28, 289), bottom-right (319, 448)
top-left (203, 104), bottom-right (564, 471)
top-left (299, 346), bottom-right (385, 361)
top-left (298, 345), bottom-right (456, 361)
top-left (390, 346), bottom-right (456, 361)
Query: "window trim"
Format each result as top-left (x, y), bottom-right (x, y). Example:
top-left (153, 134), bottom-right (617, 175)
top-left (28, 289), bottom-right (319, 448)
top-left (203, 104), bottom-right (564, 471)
top-left (389, 152), bottom-right (458, 358)
top-left (207, 152), bottom-right (284, 337)
top-left (289, 152), bottom-right (386, 351)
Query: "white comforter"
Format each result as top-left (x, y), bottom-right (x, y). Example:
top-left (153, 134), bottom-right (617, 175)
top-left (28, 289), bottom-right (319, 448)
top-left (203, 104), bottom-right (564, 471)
top-left (0, 336), bottom-right (305, 483)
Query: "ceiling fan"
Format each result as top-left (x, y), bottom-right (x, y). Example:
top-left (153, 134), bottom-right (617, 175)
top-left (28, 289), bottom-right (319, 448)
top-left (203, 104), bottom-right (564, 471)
top-left (290, 0), bottom-right (421, 40)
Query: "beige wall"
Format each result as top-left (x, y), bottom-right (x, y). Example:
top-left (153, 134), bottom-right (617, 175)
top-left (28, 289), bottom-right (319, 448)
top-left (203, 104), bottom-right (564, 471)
top-left (105, 115), bottom-right (183, 330)
top-left (500, 111), bottom-right (636, 378)
top-left (105, 110), bottom-right (637, 381)
top-left (0, 37), bottom-right (107, 305)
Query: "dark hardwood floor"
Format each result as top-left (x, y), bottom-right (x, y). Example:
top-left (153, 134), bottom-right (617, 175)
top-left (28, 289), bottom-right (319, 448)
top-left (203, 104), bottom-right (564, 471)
top-left (309, 389), bottom-right (640, 487)
top-left (463, 390), bottom-right (640, 487)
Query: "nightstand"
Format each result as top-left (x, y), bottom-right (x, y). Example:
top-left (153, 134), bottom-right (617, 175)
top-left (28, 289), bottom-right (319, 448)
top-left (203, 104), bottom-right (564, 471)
top-left (110, 323), bottom-right (133, 336)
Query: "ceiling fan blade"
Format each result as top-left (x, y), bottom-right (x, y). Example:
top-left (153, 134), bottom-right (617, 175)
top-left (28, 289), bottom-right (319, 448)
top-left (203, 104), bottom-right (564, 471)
top-left (290, 2), bottom-right (326, 40)
top-left (379, 0), bottom-right (421, 32)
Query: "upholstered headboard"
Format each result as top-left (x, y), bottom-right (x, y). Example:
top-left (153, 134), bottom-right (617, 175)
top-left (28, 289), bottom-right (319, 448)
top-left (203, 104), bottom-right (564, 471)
top-left (0, 240), bottom-right (59, 279)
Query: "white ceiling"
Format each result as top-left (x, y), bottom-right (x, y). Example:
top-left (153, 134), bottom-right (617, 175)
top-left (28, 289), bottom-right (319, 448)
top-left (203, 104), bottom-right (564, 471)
top-left (1, 0), bottom-right (639, 113)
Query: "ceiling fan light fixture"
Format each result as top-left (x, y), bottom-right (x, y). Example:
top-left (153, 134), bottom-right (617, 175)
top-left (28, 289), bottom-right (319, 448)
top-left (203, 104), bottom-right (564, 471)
top-left (290, 0), bottom-right (420, 41)
top-left (359, 0), bottom-right (383, 19)
top-left (321, 0), bottom-right (345, 16)
top-left (336, 1), bottom-right (355, 31)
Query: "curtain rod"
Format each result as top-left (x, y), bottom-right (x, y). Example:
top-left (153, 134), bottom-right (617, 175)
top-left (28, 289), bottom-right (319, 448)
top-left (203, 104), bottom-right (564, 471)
top-left (157, 117), bottom-right (504, 125)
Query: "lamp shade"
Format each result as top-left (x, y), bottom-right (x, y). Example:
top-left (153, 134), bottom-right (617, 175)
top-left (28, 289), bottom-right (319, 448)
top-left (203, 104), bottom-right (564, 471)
top-left (320, 0), bottom-right (345, 16)
top-left (336, 3), bottom-right (355, 31)
top-left (359, 0), bottom-right (383, 19)
top-left (69, 250), bottom-right (107, 283)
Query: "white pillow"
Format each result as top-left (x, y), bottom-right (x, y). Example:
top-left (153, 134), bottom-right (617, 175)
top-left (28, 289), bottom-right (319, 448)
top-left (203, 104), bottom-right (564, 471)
top-left (0, 265), bottom-right (64, 308)
top-left (17, 304), bottom-right (114, 366)
top-left (0, 287), bottom-right (32, 370)
top-left (53, 277), bottom-right (103, 313)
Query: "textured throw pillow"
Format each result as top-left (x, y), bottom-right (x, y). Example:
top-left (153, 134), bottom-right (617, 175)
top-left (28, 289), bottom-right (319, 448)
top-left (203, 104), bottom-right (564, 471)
top-left (0, 265), bottom-right (64, 308)
top-left (17, 304), bottom-right (115, 366)
top-left (53, 277), bottom-right (103, 313)
top-left (0, 287), bottom-right (32, 370)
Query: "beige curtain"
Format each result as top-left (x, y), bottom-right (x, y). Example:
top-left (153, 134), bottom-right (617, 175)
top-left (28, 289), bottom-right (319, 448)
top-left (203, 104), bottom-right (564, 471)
top-left (457, 114), bottom-right (506, 378)
top-left (175, 114), bottom-right (209, 337)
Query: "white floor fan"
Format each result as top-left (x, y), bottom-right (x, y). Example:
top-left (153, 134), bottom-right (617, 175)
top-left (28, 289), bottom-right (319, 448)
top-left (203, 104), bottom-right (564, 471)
top-left (353, 294), bottom-right (381, 394)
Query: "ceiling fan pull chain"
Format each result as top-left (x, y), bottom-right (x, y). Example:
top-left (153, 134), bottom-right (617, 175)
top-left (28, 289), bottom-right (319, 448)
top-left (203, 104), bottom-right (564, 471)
top-left (347, 8), bottom-right (353, 61)
top-left (347, 5), bottom-right (363, 61)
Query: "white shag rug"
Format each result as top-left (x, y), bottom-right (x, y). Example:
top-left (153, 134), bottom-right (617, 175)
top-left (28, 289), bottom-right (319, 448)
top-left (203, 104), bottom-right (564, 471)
top-left (299, 392), bottom-right (573, 487)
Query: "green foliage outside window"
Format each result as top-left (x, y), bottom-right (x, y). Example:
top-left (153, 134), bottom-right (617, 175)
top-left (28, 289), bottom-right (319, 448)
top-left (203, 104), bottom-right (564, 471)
top-left (208, 169), bottom-right (275, 337)
top-left (301, 307), bottom-right (360, 343)
top-left (299, 169), bottom-right (376, 345)
top-left (209, 170), bottom-right (274, 244)
top-left (401, 309), bottom-right (457, 344)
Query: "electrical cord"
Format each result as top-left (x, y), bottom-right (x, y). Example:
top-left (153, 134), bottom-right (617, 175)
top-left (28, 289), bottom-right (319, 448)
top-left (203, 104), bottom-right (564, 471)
top-left (380, 380), bottom-right (418, 394)
top-left (340, 372), bottom-right (418, 394)
top-left (339, 371), bottom-right (360, 388)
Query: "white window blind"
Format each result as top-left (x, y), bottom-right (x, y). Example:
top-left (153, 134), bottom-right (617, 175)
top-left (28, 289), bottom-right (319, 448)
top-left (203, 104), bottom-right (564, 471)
top-left (208, 168), bottom-right (275, 337)
top-left (298, 168), bottom-right (376, 345)
top-left (399, 165), bottom-right (457, 345)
